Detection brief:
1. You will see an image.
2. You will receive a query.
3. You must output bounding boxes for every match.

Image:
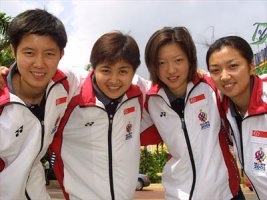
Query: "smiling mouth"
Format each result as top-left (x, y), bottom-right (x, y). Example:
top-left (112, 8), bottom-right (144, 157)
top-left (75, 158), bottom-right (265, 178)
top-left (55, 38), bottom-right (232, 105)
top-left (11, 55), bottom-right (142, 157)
top-left (223, 82), bottom-right (235, 89)
top-left (168, 76), bottom-right (178, 81)
top-left (108, 85), bottom-right (120, 90)
top-left (32, 72), bottom-right (46, 78)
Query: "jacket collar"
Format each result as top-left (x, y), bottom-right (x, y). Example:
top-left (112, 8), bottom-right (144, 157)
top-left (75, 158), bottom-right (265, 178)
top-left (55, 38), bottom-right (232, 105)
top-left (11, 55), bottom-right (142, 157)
top-left (223, 76), bottom-right (267, 116)
top-left (79, 71), bottom-right (142, 106)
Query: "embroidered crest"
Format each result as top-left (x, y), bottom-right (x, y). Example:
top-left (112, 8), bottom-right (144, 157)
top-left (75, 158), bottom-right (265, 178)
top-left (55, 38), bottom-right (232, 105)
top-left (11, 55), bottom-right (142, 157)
top-left (198, 109), bottom-right (210, 130)
top-left (125, 121), bottom-right (133, 140)
top-left (254, 147), bottom-right (266, 172)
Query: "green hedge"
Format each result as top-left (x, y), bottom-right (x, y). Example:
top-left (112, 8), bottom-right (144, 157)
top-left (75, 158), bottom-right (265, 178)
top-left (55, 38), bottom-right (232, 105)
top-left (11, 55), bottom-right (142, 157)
top-left (139, 145), bottom-right (168, 183)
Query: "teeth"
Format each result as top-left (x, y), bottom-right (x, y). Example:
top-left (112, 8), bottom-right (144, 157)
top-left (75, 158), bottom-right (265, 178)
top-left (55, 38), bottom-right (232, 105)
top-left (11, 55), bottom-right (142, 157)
top-left (224, 83), bottom-right (234, 88)
top-left (32, 72), bottom-right (45, 77)
top-left (108, 86), bottom-right (120, 90)
top-left (168, 76), bottom-right (177, 80)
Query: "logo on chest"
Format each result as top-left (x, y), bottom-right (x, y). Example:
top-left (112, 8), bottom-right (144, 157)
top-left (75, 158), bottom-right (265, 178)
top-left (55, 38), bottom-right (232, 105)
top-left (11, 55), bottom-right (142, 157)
top-left (198, 109), bottom-right (210, 130)
top-left (254, 147), bottom-right (266, 172)
top-left (125, 121), bottom-right (133, 140)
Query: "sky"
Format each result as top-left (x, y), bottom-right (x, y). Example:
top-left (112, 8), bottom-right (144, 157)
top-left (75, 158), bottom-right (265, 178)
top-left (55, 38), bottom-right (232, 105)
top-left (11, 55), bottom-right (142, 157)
top-left (1, 0), bottom-right (267, 79)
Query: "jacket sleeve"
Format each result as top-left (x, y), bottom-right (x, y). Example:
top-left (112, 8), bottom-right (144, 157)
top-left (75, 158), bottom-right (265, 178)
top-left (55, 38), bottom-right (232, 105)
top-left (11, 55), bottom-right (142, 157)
top-left (60, 66), bottom-right (88, 101)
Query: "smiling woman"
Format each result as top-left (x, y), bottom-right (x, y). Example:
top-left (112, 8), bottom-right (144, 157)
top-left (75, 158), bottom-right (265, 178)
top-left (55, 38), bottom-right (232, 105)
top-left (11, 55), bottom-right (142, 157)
top-left (206, 36), bottom-right (267, 200)
top-left (141, 27), bottom-right (244, 200)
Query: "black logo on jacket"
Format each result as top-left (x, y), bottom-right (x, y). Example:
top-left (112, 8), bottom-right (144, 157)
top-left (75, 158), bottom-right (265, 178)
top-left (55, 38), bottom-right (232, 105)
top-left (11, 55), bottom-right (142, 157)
top-left (15, 125), bottom-right (23, 137)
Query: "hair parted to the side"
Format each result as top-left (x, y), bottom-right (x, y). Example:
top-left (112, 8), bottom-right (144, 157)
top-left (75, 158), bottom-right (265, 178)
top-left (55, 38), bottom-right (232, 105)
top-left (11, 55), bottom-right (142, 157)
top-left (206, 36), bottom-right (254, 69)
top-left (8, 9), bottom-right (67, 54)
top-left (90, 31), bottom-right (140, 71)
top-left (145, 27), bottom-right (197, 85)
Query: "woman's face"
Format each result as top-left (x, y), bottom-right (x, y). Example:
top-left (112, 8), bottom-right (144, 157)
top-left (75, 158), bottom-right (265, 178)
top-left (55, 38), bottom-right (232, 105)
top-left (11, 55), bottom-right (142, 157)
top-left (15, 34), bottom-right (63, 92)
top-left (94, 59), bottom-right (135, 99)
top-left (208, 46), bottom-right (253, 102)
top-left (157, 43), bottom-right (189, 97)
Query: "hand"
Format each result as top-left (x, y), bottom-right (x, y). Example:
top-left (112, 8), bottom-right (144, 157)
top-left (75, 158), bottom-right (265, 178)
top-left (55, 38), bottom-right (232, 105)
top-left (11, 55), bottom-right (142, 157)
top-left (197, 68), bottom-right (208, 78)
top-left (0, 66), bottom-right (9, 89)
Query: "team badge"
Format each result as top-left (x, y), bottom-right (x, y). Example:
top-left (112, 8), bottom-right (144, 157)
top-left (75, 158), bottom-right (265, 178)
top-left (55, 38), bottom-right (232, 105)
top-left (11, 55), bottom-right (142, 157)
top-left (254, 147), bottom-right (266, 172)
top-left (198, 109), bottom-right (210, 130)
top-left (125, 121), bottom-right (133, 140)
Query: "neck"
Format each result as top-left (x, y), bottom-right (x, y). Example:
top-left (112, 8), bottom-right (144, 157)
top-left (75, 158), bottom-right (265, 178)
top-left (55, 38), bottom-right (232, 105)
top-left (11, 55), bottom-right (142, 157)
top-left (232, 91), bottom-right (250, 117)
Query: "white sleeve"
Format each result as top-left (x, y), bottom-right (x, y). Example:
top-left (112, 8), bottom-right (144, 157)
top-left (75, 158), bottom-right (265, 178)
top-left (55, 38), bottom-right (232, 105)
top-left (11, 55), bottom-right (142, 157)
top-left (60, 67), bottom-right (89, 99)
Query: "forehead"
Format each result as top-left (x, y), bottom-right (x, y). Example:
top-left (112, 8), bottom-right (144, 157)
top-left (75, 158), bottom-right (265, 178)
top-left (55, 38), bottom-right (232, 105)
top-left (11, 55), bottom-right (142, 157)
top-left (210, 47), bottom-right (244, 62)
top-left (159, 43), bottom-right (184, 57)
top-left (18, 34), bottom-right (60, 49)
top-left (96, 59), bottom-right (133, 68)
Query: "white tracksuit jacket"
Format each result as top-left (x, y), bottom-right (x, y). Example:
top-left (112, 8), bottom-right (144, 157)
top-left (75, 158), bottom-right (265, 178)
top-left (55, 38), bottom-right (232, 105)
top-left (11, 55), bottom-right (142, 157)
top-left (50, 71), bottom-right (143, 200)
top-left (141, 75), bottom-right (240, 200)
top-left (0, 67), bottom-right (84, 200)
top-left (223, 76), bottom-right (267, 200)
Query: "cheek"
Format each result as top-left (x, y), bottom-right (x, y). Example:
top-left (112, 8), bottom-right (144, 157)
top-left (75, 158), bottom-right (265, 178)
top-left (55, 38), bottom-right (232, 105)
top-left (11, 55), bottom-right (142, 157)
top-left (210, 76), bottom-right (221, 86)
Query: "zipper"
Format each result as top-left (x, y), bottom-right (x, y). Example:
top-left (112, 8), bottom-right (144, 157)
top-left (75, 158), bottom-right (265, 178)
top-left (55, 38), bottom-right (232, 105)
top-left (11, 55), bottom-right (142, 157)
top-left (180, 117), bottom-right (196, 200)
top-left (108, 116), bottom-right (115, 200)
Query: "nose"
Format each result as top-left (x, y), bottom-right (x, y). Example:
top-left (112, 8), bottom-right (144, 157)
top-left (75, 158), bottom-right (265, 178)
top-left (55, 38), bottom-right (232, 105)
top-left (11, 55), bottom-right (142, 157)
top-left (33, 54), bottom-right (44, 68)
top-left (109, 72), bottom-right (119, 84)
top-left (167, 62), bottom-right (176, 74)
top-left (220, 69), bottom-right (231, 81)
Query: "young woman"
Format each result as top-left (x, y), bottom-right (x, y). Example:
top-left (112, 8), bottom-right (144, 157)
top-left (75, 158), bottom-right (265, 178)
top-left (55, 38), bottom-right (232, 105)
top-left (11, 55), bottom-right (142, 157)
top-left (141, 27), bottom-right (244, 200)
top-left (207, 35), bottom-right (267, 200)
top-left (0, 9), bottom-right (83, 199)
top-left (50, 31), bottom-right (147, 200)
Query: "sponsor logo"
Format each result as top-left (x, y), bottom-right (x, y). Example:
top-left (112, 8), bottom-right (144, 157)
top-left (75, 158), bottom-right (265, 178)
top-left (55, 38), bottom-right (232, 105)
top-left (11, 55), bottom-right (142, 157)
top-left (198, 109), bottom-right (210, 130)
top-left (15, 125), bottom-right (23, 137)
top-left (85, 122), bottom-right (94, 126)
top-left (160, 112), bottom-right (166, 117)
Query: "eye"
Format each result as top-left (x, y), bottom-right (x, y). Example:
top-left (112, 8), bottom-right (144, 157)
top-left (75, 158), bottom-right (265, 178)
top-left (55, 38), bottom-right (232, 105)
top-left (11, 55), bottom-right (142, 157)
top-left (23, 51), bottom-right (34, 56)
top-left (101, 69), bottom-right (110, 74)
top-left (46, 51), bottom-right (56, 56)
top-left (119, 69), bottom-right (128, 75)
top-left (229, 64), bottom-right (238, 69)
top-left (209, 68), bottom-right (220, 74)
top-left (158, 60), bottom-right (165, 65)
top-left (175, 58), bottom-right (183, 63)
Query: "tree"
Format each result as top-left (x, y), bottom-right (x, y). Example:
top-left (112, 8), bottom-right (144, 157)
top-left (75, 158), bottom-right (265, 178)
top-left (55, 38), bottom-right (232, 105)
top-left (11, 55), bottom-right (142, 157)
top-left (0, 12), bottom-right (14, 66)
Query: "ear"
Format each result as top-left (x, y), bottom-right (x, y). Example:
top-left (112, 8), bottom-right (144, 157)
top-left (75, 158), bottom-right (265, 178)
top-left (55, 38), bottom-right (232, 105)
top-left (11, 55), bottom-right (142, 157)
top-left (60, 50), bottom-right (64, 59)
top-left (249, 63), bottom-right (256, 75)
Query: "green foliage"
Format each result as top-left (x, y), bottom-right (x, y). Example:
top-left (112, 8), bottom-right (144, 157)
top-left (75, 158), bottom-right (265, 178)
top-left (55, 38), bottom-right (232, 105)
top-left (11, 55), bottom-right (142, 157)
top-left (85, 64), bottom-right (93, 71)
top-left (139, 145), bottom-right (168, 183)
top-left (0, 12), bottom-right (14, 66)
top-left (0, 45), bottom-right (14, 66)
top-left (255, 64), bottom-right (267, 75)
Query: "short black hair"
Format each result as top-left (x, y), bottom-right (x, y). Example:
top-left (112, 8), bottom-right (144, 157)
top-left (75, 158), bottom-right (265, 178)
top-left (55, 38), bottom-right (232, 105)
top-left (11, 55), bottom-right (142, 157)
top-left (9, 9), bottom-right (67, 53)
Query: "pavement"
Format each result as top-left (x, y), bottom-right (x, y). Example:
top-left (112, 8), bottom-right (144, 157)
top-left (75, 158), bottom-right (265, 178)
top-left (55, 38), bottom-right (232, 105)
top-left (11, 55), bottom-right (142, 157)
top-left (47, 181), bottom-right (257, 200)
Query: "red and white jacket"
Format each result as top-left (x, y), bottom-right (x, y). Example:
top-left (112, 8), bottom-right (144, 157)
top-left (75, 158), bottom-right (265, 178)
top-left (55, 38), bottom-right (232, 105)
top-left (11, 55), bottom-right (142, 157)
top-left (0, 67), bottom-right (84, 200)
top-left (50, 72), bottom-right (144, 200)
top-left (222, 76), bottom-right (267, 200)
top-left (141, 75), bottom-right (240, 200)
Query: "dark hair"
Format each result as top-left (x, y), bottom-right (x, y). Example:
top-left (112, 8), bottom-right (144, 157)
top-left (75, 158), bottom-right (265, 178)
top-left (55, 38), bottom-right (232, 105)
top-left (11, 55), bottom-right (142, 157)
top-left (9, 9), bottom-right (67, 53)
top-left (145, 27), bottom-right (197, 85)
top-left (90, 31), bottom-right (140, 71)
top-left (206, 36), bottom-right (254, 69)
